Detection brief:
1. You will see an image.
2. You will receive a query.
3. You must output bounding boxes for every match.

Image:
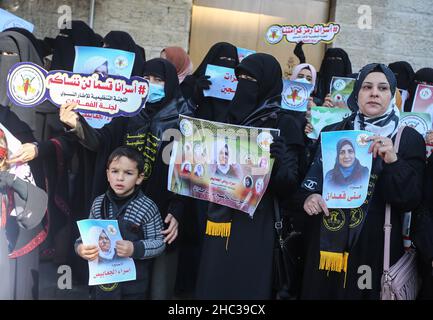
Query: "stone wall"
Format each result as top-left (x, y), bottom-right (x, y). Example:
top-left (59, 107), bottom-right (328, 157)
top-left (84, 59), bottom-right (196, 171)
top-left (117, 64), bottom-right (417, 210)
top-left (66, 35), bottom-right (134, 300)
top-left (330, 0), bottom-right (433, 72)
top-left (9, 0), bottom-right (192, 60)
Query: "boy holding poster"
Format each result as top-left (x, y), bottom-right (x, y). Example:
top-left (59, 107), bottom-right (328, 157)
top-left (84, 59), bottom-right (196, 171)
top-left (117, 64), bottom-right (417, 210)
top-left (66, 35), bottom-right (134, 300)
top-left (76, 146), bottom-right (165, 299)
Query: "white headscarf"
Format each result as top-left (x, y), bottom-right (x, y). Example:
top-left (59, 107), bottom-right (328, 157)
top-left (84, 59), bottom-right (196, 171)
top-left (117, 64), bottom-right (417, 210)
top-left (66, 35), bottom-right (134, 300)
top-left (88, 226), bottom-right (115, 260)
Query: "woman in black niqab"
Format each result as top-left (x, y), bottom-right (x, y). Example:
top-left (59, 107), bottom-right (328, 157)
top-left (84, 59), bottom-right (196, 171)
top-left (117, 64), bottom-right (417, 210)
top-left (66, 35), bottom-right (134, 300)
top-left (403, 67), bottom-right (433, 112)
top-left (46, 20), bottom-right (102, 71)
top-left (103, 31), bottom-right (146, 77)
top-left (226, 53), bottom-right (282, 124)
top-left (316, 48), bottom-right (352, 103)
top-left (182, 42), bottom-right (239, 122)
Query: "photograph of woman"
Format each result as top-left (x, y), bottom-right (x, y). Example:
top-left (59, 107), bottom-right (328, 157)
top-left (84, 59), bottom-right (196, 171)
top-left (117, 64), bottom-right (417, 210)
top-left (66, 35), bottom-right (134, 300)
top-left (324, 138), bottom-right (369, 188)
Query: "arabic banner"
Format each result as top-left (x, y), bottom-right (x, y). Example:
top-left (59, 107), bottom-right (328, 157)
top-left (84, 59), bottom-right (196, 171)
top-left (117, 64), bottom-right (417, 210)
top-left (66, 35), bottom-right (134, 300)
top-left (307, 106), bottom-right (352, 140)
top-left (168, 115), bottom-right (280, 217)
top-left (73, 46), bottom-right (135, 78)
top-left (281, 79), bottom-right (314, 112)
top-left (77, 219), bottom-right (136, 286)
top-left (237, 47), bottom-right (255, 62)
top-left (0, 8), bottom-right (34, 32)
top-left (330, 76), bottom-right (355, 108)
top-left (265, 22), bottom-right (340, 45)
top-left (411, 84), bottom-right (433, 126)
top-left (204, 64), bottom-right (238, 100)
top-left (7, 62), bottom-right (149, 118)
top-left (322, 130), bottom-right (373, 209)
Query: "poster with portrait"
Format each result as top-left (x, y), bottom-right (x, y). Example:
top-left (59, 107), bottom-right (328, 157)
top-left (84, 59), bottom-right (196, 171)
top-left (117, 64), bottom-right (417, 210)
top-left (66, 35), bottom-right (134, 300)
top-left (307, 106), bottom-right (352, 140)
top-left (77, 219), bottom-right (136, 286)
top-left (330, 76), bottom-right (355, 108)
top-left (281, 79), bottom-right (314, 112)
top-left (203, 64), bottom-right (238, 100)
top-left (73, 46), bottom-right (135, 78)
top-left (321, 130), bottom-right (373, 209)
top-left (411, 84), bottom-right (433, 126)
top-left (168, 115), bottom-right (280, 217)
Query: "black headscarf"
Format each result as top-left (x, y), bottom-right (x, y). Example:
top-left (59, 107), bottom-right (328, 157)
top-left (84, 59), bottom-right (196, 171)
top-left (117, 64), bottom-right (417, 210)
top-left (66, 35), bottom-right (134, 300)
top-left (2, 27), bottom-right (51, 61)
top-left (103, 31), bottom-right (146, 77)
top-left (46, 20), bottom-right (102, 71)
top-left (227, 53), bottom-right (282, 124)
top-left (192, 42), bottom-right (239, 77)
top-left (388, 61), bottom-right (415, 91)
top-left (317, 48), bottom-right (352, 101)
top-left (347, 63), bottom-right (397, 112)
top-left (404, 67), bottom-right (433, 112)
top-left (184, 42), bottom-right (239, 122)
top-left (142, 58), bottom-right (180, 111)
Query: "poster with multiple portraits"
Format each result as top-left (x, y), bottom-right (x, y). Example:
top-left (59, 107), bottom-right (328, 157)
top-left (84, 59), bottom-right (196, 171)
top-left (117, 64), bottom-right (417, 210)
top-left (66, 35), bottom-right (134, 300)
top-left (168, 115), bottom-right (279, 217)
top-left (77, 219), bottom-right (136, 286)
top-left (321, 130), bottom-right (373, 209)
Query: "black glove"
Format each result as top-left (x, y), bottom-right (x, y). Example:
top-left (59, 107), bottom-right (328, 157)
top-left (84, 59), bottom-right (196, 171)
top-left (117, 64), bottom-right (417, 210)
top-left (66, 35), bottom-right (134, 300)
top-left (270, 136), bottom-right (289, 164)
top-left (294, 41), bottom-right (306, 64)
top-left (192, 75), bottom-right (212, 105)
top-left (0, 171), bottom-right (15, 190)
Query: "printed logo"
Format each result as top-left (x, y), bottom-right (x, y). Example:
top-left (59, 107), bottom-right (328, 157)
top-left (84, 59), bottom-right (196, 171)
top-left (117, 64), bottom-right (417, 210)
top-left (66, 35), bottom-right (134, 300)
top-left (349, 208), bottom-right (364, 228)
top-left (256, 132), bottom-right (273, 152)
top-left (356, 133), bottom-right (369, 146)
top-left (420, 87), bottom-right (432, 100)
top-left (303, 179), bottom-right (318, 190)
top-left (8, 63), bottom-right (46, 106)
top-left (265, 25), bottom-right (283, 44)
top-left (180, 119), bottom-right (193, 137)
top-left (107, 225), bottom-right (117, 236)
top-left (114, 55), bottom-right (128, 69)
top-left (400, 115), bottom-right (429, 135)
top-left (323, 209), bottom-right (345, 231)
top-left (333, 79), bottom-right (346, 91)
top-left (282, 83), bottom-right (308, 109)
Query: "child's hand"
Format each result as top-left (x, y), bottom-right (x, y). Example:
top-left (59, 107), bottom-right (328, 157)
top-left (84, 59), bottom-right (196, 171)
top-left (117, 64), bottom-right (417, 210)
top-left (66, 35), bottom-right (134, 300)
top-left (77, 244), bottom-right (99, 261)
top-left (116, 240), bottom-right (134, 257)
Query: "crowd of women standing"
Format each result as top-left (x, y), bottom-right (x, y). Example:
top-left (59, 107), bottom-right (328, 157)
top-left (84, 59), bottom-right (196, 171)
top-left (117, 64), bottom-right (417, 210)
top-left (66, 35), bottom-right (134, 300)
top-left (1, 19), bottom-right (433, 300)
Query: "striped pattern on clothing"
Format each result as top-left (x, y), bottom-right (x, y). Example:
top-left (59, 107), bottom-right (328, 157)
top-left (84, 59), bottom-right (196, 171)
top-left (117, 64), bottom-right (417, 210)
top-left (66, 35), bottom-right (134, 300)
top-left (89, 192), bottom-right (165, 259)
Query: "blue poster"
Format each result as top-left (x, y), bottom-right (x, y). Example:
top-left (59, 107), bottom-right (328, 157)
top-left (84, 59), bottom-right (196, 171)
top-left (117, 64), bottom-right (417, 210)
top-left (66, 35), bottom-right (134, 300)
top-left (203, 64), bottom-right (238, 101)
top-left (0, 9), bottom-right (34, 32)
top-left (321, 130), bottom-right (373, 209)
top-left (281, 79), bottom-right (314, 112)
top-left (77, 219), bottom-right (136, 286)
top-left (73, 46), bottom-right (135, 78)
top-left (237, 47), bottom-right (255, 62)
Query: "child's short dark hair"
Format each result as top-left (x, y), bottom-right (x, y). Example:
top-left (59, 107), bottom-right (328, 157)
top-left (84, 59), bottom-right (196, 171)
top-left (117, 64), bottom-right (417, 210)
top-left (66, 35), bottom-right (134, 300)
top-left (107, 146), bottom-right (144, 173)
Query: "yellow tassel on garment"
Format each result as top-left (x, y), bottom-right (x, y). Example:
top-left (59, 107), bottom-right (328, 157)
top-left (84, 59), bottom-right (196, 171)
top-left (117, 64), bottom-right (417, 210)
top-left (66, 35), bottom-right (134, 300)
top-left (319, 251), bottom-right (345, 272)
top-left (205, 220), bottom-right (231, 238)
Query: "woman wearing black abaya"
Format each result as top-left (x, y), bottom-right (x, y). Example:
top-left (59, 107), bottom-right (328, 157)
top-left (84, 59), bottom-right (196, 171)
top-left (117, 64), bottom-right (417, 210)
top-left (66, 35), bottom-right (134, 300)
top-left (315, 48), bottom-right (352, 104)
top-left (195, 53), bottom-right (305, 299)
top-left (388, 61), bottom-right (415, 92)
top-left (103, 31), bottom-right (146, 77)
top-left (46, 20), bottom-right (102, 72)
top-left (298, 63), bottom-right (425, 299)
top-left (182, 42), bottom-right (239, 122)
top-left (59, 58), bottom-right (194, 299)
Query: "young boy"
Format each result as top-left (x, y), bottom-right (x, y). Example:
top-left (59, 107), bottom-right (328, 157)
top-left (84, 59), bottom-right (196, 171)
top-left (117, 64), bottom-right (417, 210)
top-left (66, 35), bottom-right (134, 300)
top-left (76, 146), bottom-right (165, 299)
